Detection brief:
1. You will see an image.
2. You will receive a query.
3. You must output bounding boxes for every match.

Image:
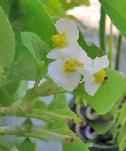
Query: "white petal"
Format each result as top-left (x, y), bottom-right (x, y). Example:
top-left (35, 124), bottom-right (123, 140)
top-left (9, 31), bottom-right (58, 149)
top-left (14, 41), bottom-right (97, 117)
top-left (93, 56), bottom-right (109, 72)
top-left (48, 60), bottom-right (81, 91)
top-left (56, 18), bottom-right (79, 43)
top-left (83, 71), bottom-right (100, 96)
top-left (84, 80), bottom-right (100, 96)
top-left (47, 42), bottom-right (88, 60)
top-left (47, 48), bottom-right (60, 59)
top-left (67, 43), bottom-right (93, 73)
top-left (83, 70), bottom-right (94, 82)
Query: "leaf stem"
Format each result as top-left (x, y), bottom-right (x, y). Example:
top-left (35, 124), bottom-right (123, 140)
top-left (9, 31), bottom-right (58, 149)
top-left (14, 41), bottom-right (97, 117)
top-left (99, 6), bottom-right (106, 52)
top-left (108, 22), bottom-right (113, 68)
top-left (115, 34), bottom-right (123, 70)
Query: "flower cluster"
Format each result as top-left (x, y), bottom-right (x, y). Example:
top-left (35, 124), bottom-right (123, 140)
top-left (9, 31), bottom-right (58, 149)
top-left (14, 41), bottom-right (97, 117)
top-left (47, 19), bottom-right (109, 96)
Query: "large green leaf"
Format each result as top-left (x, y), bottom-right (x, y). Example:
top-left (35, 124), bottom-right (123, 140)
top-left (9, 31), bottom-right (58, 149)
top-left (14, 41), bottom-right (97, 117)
top-left (10, 0), bottom-right (56, 46)
top-left (0, 0), bottom-right (14, 16)
top-left (7, 0), bottom-right (56, 80)
top-left (75, 69), bottom-right (126, 114)
top-left (0, 6), bottom-right (15, 72)
top-left (99, 0), bottom-right (126, 37)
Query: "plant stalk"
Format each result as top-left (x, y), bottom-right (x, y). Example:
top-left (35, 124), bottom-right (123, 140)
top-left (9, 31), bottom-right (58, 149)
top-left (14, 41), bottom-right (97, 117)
top-left (99, 6), bottom-right (106, 52)
top-left (108, 22), bottom-right (113, 68)
top-left (0, 125), bottom-right (74, 142)
top-left (115, 34), bottom-right (123, 70)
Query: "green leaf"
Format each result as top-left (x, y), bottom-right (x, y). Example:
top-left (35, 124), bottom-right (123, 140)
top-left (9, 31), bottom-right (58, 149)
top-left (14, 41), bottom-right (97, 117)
top-left (0, 0), bottom-right (14, 16)
top-left (0, 6), bottom-right (15, 72)
top-left (118, 103), bottom-right (126, 126)
top-left (62, 139), bottom-right (89, 151)
top-left (48, 93), bottom-right (67, 109)
top-left (78, 32), bottom-right (103, 59)
top-left (60, 0), bottom-right (90, 10)
top-left (48, 94), bottom-right (81, 125)
top-left (99, 0), bottom-right (126, 37)
top-left (10, 0), bottom-right (56, 46)
top-left (90, 120), bottom-right (112, 134)
top-left (10, 146), bottom-right (19, 151)
top-left (6, 48), bottom-right (37, 80)
top-left (18, 139), bottom-right (36, 151)
top-left (21, 32), bottom-right (51, 62)
top-left (118, 125), bottom-right (126, 151)
top-left (0, 79), bottom-right (20, 106)
top-left (42, 0), bottom-right (90, 18)
top-left (75, 68), bottom-right (126, 114)
top-left (8, 0), bottom-right (56, 80)
top-left (41, 0), bottom-right (66, 17)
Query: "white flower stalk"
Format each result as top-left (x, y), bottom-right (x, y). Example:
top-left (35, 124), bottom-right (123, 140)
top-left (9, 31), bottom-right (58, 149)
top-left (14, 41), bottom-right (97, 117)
top-left (47, 18), bottom-right (80, 59)
top-left (84, 56), bottom-right (109, 96)
top-left (48, 45), bottom-right (92, 92)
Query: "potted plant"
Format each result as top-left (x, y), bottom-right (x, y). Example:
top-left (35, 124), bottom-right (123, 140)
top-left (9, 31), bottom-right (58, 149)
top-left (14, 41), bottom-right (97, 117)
top-left (0, 0), bottom-right (126, 151)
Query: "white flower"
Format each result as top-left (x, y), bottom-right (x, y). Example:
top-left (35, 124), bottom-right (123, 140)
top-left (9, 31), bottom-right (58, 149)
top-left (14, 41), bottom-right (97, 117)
top-left (83, 56), bottom-right (109, 96)
top-left (47, 18), bottom-right (80, 59)
top-left (48, 44), bottom-right (92, 91)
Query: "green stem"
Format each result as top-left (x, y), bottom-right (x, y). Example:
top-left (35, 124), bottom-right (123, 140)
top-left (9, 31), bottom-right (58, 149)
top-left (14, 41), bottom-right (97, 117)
top-left (108, 23), bottom-right (113, 68)
top-left (0, 106), bottom-right (78, 124)
top-left (99, 6), bottom-right (106, 52)
top-left (0, 126), bottom-right (73, 142)
top-left (115, 34), bottom-right (123, 70)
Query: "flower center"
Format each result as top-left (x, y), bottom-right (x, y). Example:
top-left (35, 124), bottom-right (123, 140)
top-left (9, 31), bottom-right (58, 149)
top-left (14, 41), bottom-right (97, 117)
top-left (94, 70), bottom-right (108, 84)
top-left (64, 58), bottom-right (84, 73)
top-left (52, 32), bottom-right (68, 48)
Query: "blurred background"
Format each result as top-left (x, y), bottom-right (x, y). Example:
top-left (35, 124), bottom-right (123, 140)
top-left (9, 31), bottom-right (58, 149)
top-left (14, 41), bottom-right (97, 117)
top-left (67, 0), bottom-right (126, 73)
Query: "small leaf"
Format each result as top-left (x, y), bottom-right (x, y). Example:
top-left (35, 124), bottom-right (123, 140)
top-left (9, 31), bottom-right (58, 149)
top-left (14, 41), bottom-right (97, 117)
top-left (10, 146), bottom-right (19, 151)
top-left (0, 6), bottom-right (15, 72)
top-left (18, 139), bottom-right (36, 151)
top-left (21, 32), bottom-right (51, 62)
top-left (62, 138), bottom-right (89, 151)
top-left (90, 120), bottom-right (112, 134)
top-left (0, 79), bottom-right (20, 106)
top-left (48, 94), bottom-right (81, 124)
top-left (6, 48), bottom-right (37, 80)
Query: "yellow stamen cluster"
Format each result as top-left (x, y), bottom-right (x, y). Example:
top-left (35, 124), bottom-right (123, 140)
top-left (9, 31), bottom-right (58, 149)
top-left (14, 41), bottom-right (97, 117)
top-left (52, 32), bottom-right (68, 48)
top-left (64, 58), bottom-right (83, 73)
top-left (94, 70), bottom-right (108, 84)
